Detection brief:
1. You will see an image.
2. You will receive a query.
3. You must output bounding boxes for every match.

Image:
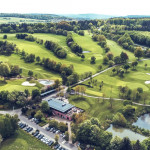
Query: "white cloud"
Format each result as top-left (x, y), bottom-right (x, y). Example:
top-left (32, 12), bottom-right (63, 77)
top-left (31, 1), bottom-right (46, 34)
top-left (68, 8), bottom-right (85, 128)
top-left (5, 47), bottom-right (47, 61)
top-left (0, 0), bottom-right (150, 15)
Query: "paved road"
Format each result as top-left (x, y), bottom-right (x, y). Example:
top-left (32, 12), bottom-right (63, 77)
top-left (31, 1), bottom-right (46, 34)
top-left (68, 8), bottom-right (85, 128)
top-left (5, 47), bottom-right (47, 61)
top-left (77, 92), bottom-right (150, 107)
top-left (0, 109), bottom-right (77, 150)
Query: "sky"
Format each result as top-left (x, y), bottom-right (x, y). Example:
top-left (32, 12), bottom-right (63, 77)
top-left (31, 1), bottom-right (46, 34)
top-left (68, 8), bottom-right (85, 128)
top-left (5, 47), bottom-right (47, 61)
top-left (0, 0), bottom-right (150, 16)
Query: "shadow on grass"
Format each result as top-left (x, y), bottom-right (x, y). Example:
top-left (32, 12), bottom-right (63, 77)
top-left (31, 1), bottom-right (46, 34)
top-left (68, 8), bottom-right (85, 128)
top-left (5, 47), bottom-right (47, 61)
top-left (0, 80), bottom-right (7, 86)
top-left (72, 96), bottom-right (87, 101)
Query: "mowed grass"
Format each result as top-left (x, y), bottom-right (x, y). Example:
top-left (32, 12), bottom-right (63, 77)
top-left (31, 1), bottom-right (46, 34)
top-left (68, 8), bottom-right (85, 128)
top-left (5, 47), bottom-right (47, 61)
top-left (0, 129), bottom-right (51, 150)
top-left (0, 33), bottom-right (97, 74)
top-left (107, 39), bottom-right (136, 61)
top-left (72, 31), bottom-right (104, 63)
top-left (0, 54), bottom-right (61, 80)
top-left (82, 60), bottom-right (150, 104)
top-left (0, 78), bottom-right (42, 92)
top-left (69, 95), bottom-right (124, 122)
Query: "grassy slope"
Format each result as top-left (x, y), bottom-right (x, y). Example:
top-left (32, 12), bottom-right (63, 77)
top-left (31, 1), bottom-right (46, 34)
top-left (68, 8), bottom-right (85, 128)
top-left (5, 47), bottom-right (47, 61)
top-left (0, 33), bottom-right (97, 74)
top-left (106, 39), bottom-right (136, 61)
top-left (0, 129), bottom-right (51, 150)
top-left (82, 60), bottom-right (150, 104)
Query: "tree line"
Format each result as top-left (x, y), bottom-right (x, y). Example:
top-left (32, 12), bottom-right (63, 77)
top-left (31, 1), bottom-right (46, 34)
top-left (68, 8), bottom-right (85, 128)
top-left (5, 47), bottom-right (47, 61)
top-left (0, 41), bottom-right (16, 56)
top-left (66, 32), bottom-right (83, 55)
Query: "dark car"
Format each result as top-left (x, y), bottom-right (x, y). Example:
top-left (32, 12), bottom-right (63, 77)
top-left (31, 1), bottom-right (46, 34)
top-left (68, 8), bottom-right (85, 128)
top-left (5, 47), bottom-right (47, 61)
top-left (21, 124), bottom-right (26, 129)
top-left (27, 127), bottom-right (33, 132)
top-left (54, 144), bottom-right (60, 149)
top-left (48, 141), bottom-right (54, 146)
top-left (45, 126), bottom-right (50, 131)
top-left (28, 116), bottom-right (32, 120)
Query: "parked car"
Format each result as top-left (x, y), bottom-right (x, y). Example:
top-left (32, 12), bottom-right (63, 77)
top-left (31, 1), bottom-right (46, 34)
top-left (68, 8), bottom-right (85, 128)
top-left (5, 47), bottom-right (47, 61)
top-left (54, 144), bottom-right (60, 149)
top-left (56, 130), bottom-right (60, 134)
top-left (45, 126), bottom-right (50, 131)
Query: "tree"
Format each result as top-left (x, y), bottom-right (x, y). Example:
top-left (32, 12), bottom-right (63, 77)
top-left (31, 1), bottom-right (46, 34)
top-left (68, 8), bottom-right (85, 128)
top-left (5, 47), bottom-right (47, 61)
top-left (120, 52), bottom-right (129, 63)
top-left (107, 52), bottom-right (114, 60)
top-left (55, 134), bottom-right (59, 143)
top-left (71, 133), bottom-right (76, 144)
top-left (108, 60), bottom-right (115, 67)
top-left (123, 105), bottom-right (135, 117)
top-left (110, 136), bottom-right (122, 150)
top-left (65, 131), bottom-right (69, 141)
top-left (133, 140), bottom-right (143, 150)
top-left (112, 113), bottom-right (127, 127)
top-left (0, 63), bottom-right (11, 78)
top-left (41, 101), bottom-right (49, 113)
top-left (124, 64), bottom-right (130, 72)
top-left (98, 64), bottom-right (102, 71)
top-left (112, 68), bottom-right (116, 74)
top-left (36, 56), bottom-right (41, 63)
top-left (32, 89), bottom-right (40, 99)
top-left (103, 56), bottom-right (109, 64)
top-left (49, 120), bottom-right (58, 128)
top-left (114, 56), bottom-right (121, 64)
top-left (28, 70), bottom-right (33, 78)
top-left (134, 47), bottom-right (143, 60)
top-left (119, 68), bottom-right (125, 77)
top-left (90, 56), bottom-right (96, 64)
top-left (131, 61), bottom-right (138, 69)
top-left (35, 110), bottom-right (44, 121)
top-left (145, 63), bottom-right (147, 70)
top-left (121, 137), bottom-right (133, 150)
top-left (24, 89), bottom-right (30, 98)
top-left (81, 54), bottom-right (85, 61)
top-left (3, 35), bottom-right (7, 39)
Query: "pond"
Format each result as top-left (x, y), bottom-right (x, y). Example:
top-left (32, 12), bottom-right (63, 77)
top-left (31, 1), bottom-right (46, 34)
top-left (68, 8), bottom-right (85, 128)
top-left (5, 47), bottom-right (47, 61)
top-left (83, 51), bottom-right (91, 53)
top-left (107, 124), bottom-right (146, 141)
top-left (38, 80), bottom-right (54, 86)
top-left (133, 114), bottom-right (150, 130)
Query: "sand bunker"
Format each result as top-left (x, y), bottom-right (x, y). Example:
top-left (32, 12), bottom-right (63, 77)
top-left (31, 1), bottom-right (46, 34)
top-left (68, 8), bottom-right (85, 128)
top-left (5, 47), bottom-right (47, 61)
top-left (146, 73), bottom-right (150, 75)
top-left (22, 81), bottom-right (36, 86)
top-left (145, 81), bottom-right (150, 84)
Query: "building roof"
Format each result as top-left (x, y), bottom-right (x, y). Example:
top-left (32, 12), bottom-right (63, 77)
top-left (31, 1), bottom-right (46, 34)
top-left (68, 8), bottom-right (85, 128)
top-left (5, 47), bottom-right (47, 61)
top-left (47, 98), bottom-right (74, 113)
top-left (41, 89), bottom-right (56, 97)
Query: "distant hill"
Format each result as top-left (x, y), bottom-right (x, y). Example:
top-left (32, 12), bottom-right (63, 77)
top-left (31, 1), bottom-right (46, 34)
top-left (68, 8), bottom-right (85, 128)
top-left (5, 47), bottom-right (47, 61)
top-left (60, 14), bottom-right (117, 19)
top-left (125, 15), bottom-right (150, 18)
top-left (0, 13), bottom-right (69, 20)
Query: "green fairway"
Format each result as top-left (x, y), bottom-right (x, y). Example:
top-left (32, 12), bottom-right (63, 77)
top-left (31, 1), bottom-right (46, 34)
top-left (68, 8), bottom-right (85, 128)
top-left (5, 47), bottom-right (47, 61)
top-left (107, 39), bottom-right (136, 61)
top-left (0, 33), bottom-right (98, 74)
top-left (0, 54), bottom-right (60, 80)
top-left (81, 60), bottom-right (150, 104)
top-left (0, 129), bottom-right (52, 150)
top-left (0, 78), bottom-right (42, 92)
top-left (72, 31), bottom-right (104, 63)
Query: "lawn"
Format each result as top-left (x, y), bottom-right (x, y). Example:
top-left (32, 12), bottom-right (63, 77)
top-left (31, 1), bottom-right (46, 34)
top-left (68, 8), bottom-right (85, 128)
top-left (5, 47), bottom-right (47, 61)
top-left (0, 78), bottom-right (42, 92)
top-left (69, 95), bottom-right (124, 122)
top-left (0, 129), bottom-right (52, 150)
top-left (81, 59), bottom-right (150, 104)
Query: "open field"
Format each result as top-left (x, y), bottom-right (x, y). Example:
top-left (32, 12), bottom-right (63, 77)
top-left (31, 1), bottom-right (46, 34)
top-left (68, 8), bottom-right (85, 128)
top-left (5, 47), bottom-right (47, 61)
top-left (81, 60), bottom-right (150, 104)
top-left (0, 129), bottom-right (51, 150)
top-left (0, 17), bottom-right (46, 24)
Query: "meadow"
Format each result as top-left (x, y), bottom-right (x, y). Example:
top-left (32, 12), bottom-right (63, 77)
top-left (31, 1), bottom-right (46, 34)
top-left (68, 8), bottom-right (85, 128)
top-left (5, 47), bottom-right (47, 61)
top-left (0, 129), bottom-right (52, 150)
top-left (0, 17), bottom-right (46, 24)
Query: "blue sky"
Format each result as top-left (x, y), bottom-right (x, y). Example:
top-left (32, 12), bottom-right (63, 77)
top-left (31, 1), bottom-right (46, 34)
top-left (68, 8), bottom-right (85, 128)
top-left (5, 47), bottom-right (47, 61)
top-left (0, 0), bottom-right (150, 16)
